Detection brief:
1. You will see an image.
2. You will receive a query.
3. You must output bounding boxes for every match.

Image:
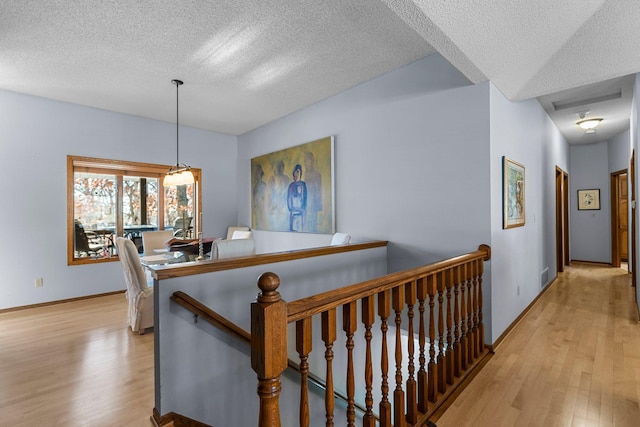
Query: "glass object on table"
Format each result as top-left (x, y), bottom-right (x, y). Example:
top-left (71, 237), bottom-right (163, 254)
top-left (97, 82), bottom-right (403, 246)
top-left (140, 251), bottom-right (193, 267)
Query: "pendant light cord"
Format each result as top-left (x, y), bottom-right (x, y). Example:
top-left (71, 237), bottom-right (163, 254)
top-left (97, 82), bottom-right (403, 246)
top-left (172, 79), bottom-right (183, 168)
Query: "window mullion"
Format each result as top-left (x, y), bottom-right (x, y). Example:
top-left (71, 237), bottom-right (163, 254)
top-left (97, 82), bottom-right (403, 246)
top-left (116, 175), bottom-right (124, 238)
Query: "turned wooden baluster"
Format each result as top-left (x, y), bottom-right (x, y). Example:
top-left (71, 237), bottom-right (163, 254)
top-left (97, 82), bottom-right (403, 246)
top-left (405, 280), bottom-right (418, 424)
top-left (436, 272), bottom-right (446, 395)
top-left (468, 260), bottom-right (477, 363)
top-left (452, 266), bottom-right (462, 378)
top-left (427, 275), bottom-right (437, 403)
top-left (445, 269), bottom-right (454, 386)
top-left (392, 286), bottom-right (406, 427)
top-left (296, 318), bottom-right (312, 427)
top-left (477, 251), bottom-right (486, 354)
top-left (321, 309), bottom-right (336, 427)
top-left (361, 296), bottom-right (375, 427)
top-left (378, 290), bottom-right (392, 427)
top-left (416, 277), bottom-right (428, 413)
top-left (251, 272), bottom-right (288, 427)
top-left (467, 263), bottom-right (475, 366)
top-left (459, 264), bottom-right (468, 371)
top-left (472, 259), bottom-right (481, 359)
top-left (343, 301), bottom-right (357, 427)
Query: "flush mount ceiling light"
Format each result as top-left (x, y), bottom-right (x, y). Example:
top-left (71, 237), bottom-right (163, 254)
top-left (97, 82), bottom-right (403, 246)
top-left (576, 112), bottom-right (602, 132)
top-left (164, 79), bottom-right (194, 187)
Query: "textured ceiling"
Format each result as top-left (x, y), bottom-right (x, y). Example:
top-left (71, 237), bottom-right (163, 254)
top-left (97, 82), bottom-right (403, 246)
top-left (1, 0), bottom-right (638, 142)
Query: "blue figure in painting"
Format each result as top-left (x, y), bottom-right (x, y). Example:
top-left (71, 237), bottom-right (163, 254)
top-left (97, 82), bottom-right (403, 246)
top-left (287, 164), bottom-right (307, 232)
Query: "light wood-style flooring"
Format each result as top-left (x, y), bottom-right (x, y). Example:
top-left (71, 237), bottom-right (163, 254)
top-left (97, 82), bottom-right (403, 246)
top-left (0, 293), bottom-right (154, 426)
top-left (437, 263), bottom-right (640, 427)
top-left (1, 263), bottom-right (639, 426)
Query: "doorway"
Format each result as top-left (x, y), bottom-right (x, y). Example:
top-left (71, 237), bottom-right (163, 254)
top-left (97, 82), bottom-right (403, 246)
top-left (611, 169), bottom-right (628, 268)
top-left (632, 150), bottom-right (637, 288)
top-left (555, 167), bottom-right (570, 273)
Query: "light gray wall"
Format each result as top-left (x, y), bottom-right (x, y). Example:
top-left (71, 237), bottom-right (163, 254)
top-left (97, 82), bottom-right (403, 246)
top-left (154, 246), bottom-right (387, 426)
top-left (570, 141), bottom-right (611, 263)
top-left (237, 54), bottom-right (574, 344)
top-left (0, 90), bottom-right (237, 309)
top-left (489, 84), bottom-right (569, 342)
top-left (237, 54), bottom-right (491, 273)
top-left (609, 129), bottom-right (631, 173)
top-left (540, 107), bottom-right (570, 281)
top-left (0, 52), bottom-right (578, 348)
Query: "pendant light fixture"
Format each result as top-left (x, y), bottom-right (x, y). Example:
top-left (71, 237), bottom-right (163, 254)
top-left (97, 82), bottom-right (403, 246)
top-left (164, 79), bottom-right (194, 186)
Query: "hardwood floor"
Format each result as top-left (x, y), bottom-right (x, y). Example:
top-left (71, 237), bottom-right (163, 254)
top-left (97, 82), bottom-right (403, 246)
top-left (0, 293), bottom-right (154, 426)
top-left (2, 263), bottom-right (638, 426)
top-left (437, 263), bottom-right (640, 427)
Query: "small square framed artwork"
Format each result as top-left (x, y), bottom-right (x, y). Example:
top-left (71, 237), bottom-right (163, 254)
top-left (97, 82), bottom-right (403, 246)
top-left (577, 189), bottom-right (600, 210)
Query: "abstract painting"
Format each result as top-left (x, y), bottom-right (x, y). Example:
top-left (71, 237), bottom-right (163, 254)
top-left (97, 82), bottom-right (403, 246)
top-left (251, 136), bottom-right (335, 233)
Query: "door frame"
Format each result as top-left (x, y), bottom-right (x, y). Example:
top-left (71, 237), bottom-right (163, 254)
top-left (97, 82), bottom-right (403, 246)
top-left (611, 169), bottom-right (628, 268)
top-left (555, 166), bottom-right (569, 273)
top-left (632, 150), bottom-right (637, 287)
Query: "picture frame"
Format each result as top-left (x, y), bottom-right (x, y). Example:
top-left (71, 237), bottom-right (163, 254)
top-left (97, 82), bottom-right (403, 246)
top-left (503, 156), bottom-right (525, 229)
top-left (577, 189), bottom-right (600, 210)
top-left (250, 136), bottom-right (335, 234)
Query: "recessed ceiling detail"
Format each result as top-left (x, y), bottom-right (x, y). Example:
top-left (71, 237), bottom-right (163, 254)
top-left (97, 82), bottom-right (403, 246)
top-left (552, 91), bottom-right (622, 111)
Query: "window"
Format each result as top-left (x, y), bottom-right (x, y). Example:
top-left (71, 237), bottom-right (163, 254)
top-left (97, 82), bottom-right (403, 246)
top-left (68, 156), bottom-right (201, 265)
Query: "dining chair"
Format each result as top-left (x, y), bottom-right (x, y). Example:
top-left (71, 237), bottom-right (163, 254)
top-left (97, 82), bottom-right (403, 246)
top-left (74, 220), bottom-right (106, 257)
top-left (173, 216), bottom-right (193, 238)
top-left (225, 226), bottom-right (250, 240)
top-left (141, 230), bottom-right (173, 256)
top-left (115, 237), bottom-right (154, 334)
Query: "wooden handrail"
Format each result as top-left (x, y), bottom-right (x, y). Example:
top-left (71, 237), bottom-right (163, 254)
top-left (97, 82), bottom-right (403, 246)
top-left (287, 244), bottom-right (490, 323)
top-left (171, 291), bottom-right (250, 343)
top-left (170, 290), bottom-right (369, 416)
top-left (149, 240), bottom-right (387, 280)
top-left (253, 244), bottom-right (492, 426)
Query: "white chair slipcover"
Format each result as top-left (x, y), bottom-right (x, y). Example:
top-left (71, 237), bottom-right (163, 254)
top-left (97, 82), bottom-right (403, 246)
top-left (116, 237), bottom-right (154, 334)
top-left (141, 230), bottom-right (173, 256)
top-left (211, 238), bottom-right (256, 259)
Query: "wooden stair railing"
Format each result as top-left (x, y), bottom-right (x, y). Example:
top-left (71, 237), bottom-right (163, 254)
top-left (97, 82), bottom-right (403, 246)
top-left (171, 291), bottom-right (251, 343)
top-left (170, 290), bottom-right (370, 421)
top-left (252, 244), bottom-right (491, 427)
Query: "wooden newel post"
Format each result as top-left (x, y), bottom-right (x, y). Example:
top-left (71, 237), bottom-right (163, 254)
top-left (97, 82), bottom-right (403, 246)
top-left (252, 272), bottom-right (288, 427)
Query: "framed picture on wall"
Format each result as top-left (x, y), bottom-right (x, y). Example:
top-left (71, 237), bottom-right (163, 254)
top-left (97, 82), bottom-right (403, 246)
top-left (250, 136), bottom-right (335, 234)
top-left (577, 189), bottom-right (600, 210)
top-left (503, 156), bottom-right (525, 229)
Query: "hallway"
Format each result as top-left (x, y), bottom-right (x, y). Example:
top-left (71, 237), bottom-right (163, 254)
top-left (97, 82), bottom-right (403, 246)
top-left (437, 263), bottom-right (640, 426)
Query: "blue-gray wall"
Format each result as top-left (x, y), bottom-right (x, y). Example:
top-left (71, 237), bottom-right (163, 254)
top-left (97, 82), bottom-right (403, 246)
top-left (0, 90), bottom-right (238, 309)
top-left (238, 55), bottom-right (489, 272)
top-left (609, 129), bottom-right (631, 172)
top-left (0, 52), bottom-right (585, 344)
top-left (238, 54), bottom-right (570, 343)
top-left (489, 83), bottom-right (569, 341)
top-left (567, 131), bottom-right (630, 265)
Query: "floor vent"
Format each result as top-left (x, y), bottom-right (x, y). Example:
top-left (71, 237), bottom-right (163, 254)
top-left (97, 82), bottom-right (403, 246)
top-left (541, 268), bottom-right (549, 288)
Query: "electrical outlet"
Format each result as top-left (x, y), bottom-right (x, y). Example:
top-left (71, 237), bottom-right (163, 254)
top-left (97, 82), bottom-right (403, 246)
top-left (35, 277), bottom-right (43, 288)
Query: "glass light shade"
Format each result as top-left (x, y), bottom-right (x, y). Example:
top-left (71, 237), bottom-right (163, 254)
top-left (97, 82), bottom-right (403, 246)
top-left (577, 118), bottom-right (602, 130)
top-left (163, 168), bottom-right (194, 186)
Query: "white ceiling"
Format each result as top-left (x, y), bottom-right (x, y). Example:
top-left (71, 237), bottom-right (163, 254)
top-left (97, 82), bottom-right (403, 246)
top-left (1, 0), bottom-right (638, 143)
